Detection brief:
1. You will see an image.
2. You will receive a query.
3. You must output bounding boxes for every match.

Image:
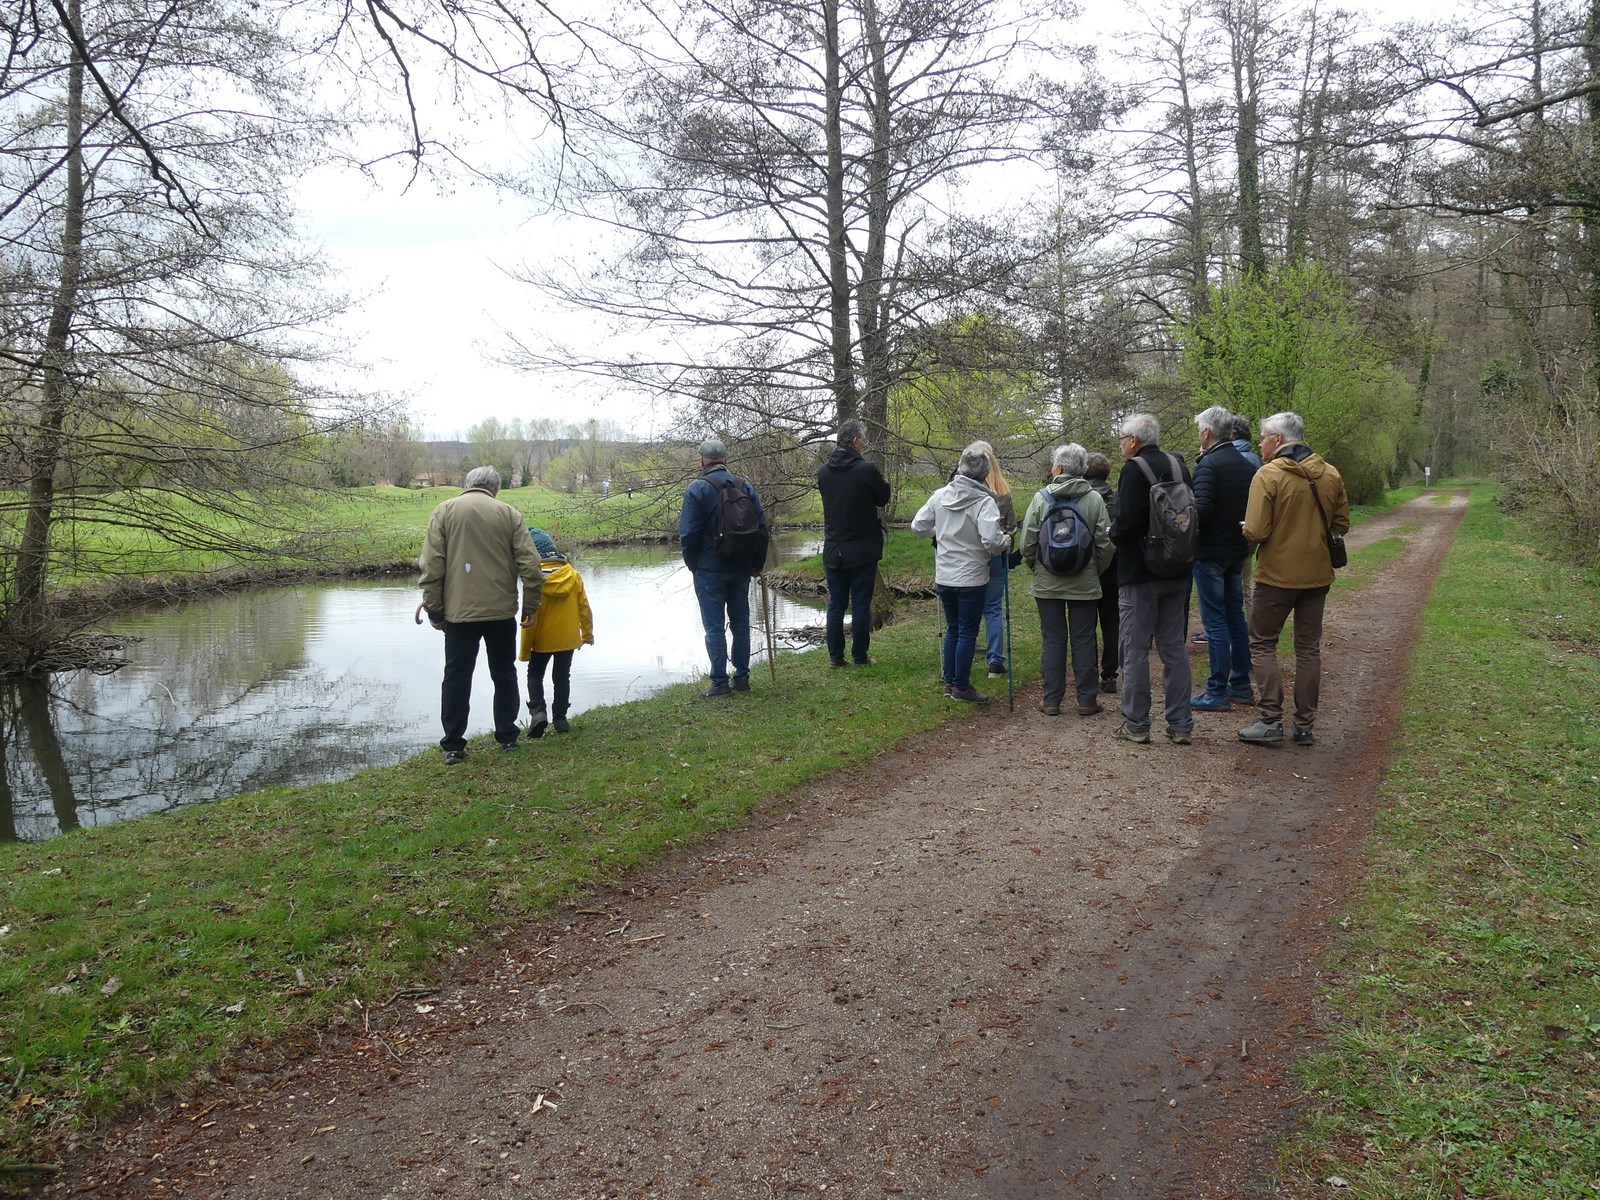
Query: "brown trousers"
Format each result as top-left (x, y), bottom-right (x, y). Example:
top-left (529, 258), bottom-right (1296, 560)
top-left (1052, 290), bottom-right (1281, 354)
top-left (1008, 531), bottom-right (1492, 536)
top-left (1248, 582), bottom-right (1330, 732)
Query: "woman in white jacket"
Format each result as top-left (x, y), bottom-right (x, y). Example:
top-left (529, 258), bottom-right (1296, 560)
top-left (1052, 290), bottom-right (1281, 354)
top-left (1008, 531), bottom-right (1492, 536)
top-left (912, 443), bottom-right (1011, 703)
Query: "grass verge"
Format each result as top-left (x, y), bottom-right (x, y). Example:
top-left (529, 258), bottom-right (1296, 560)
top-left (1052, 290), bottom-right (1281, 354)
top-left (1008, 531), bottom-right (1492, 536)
top-left (1280, 484), bottom-right (1600, 1198)
top-left (0, 604), bottom-right (1040, 1166)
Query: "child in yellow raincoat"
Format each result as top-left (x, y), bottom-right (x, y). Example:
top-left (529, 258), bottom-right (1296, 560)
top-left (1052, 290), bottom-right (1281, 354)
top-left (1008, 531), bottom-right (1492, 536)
top-left (519, 528), bottom-right (594, 737)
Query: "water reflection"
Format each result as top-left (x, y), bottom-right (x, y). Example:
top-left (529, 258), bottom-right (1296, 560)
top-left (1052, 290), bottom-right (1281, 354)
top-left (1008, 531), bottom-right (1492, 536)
top-left (1, 541), bottom-right (824, 841)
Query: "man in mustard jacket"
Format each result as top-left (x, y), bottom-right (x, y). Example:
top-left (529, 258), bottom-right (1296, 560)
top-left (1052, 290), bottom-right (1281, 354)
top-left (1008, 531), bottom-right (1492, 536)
top-left (1237, 412), bottom-right (1350, 747)
top-left (419, 466), bottom-right (543, 764)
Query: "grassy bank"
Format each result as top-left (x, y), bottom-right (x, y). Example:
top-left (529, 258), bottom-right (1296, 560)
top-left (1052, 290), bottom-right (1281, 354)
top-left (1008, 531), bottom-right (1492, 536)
top-left (0, 604), bottom-right (1041, 1166)
top-left (1281, 485), bottom-right (1600, 1198)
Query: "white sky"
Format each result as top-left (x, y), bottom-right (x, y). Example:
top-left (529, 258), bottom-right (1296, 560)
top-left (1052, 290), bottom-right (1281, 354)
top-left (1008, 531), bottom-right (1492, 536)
top-left (298, 0), bottom-right (1459, 442)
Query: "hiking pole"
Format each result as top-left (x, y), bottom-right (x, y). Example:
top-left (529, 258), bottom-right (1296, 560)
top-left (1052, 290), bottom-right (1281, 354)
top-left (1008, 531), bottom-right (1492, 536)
top-left (1002, 550), bottom-right (1014, 712)
top-left (759, 571), bottom-right (778, 685)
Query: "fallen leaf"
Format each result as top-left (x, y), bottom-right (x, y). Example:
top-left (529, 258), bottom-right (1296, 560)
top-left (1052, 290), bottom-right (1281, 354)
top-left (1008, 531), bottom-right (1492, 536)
top-left (101, 976), bottom-right (122, 998)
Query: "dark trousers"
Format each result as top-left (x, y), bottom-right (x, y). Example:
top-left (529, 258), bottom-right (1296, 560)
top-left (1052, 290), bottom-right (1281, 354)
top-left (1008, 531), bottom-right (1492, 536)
top-left (693, 569), bottom-right (752, 685)
top-left (1249, 583), bottom-right (1330, 732)
top-left (1037, 597), bottom-right (1103, 709)
top-left (1095, 564), bottom-right (1119, 680)
top-left (441, 618), bottom-right (520, 751)
top-left (526, 649), bottom-right (574, 717)
top-left (936, 583), bottom-right (986, 689)
top-left (824, 561), bottom-right (878, 663)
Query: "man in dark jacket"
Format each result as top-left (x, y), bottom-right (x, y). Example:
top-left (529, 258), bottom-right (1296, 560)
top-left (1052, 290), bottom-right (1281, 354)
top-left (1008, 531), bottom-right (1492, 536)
top-left (1190, 405), bottom-right (1258, 711)
top-left (1109, 412), bottom-right (1194, 744)
top-left (817, 419), bottom-right (892, 666)
top-left (679, 438), bottom-right (769, 697)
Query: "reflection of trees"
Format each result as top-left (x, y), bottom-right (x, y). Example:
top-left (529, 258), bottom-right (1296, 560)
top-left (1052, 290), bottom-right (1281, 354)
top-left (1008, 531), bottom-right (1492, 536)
top-left (0, 679), bottom-right (81, 840)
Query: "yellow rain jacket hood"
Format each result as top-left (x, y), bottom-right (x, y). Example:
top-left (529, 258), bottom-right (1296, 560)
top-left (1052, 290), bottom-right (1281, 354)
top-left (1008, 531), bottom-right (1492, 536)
top-left (518, 559), bottom-right (594, 658)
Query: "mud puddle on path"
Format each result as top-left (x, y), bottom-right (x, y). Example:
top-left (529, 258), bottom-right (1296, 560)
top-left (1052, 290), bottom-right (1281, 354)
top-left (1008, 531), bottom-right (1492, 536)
top-left (45, 492), bottom-right (1470, 1200)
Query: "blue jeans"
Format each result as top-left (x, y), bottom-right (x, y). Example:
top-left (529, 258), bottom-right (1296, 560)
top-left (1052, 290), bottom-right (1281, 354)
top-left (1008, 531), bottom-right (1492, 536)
top-left (440, 618), bottom-right (521, 750)
top-left (937, 584), bottom-right (987, 689)
top-left (1193, 557), bottom-right (1252, 696)
top-left (824, 561), bottom-right (877, 663)
top-left (693, 570), bottom-right (752, 686)
top-left (983, 554), bottom-right (1007, 666)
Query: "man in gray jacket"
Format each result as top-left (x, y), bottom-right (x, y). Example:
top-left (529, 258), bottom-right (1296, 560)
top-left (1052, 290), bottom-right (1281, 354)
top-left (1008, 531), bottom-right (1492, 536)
top-left (419, 466), bottom-right (543, 764)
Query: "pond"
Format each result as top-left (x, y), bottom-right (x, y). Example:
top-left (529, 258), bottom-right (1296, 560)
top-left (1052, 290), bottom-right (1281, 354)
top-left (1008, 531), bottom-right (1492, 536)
top-left (0, 539), bottom-right (826, 842)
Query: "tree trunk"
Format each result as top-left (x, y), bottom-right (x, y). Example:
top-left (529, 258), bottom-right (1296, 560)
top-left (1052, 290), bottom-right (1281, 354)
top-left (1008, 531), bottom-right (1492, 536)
top-left (1585, 0), bottom-right (1600, 398)
top-left (1175, 28), bottom-right (1211, 313)
top-left (857, 0), bottom-right (893, 453)
top-left (1227, 0), bottom-right (1267, 277)
top-left (11, 0), bottom-right (87, 658)
top-left (823, 0), bottom-right (857, 425)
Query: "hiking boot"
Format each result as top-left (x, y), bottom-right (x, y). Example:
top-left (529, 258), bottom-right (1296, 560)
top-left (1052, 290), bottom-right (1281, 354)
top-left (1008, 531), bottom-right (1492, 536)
top-left (1165, 727), bottom-right (1193, 745)
top-left (526, 707), bottom-right (548, 740)
top-left (986, 661), bottom-right (1007, 678)
top-left (1238, 719), bottom-right (1285, 745)
top-left (444, 749), bottom-right (467, 766)
top-left (553, 715), bottom-right (571, 733)
top-left (1190, 692), bottom-right (1232, 712)
top-left (1229, 689), bottom-right (1256, 705)
top-left (1190, 630), bottom-right (1208, 644)
top-left (1038, 703), bottom-right (1062, 716)
top-left (948, 685), bottom-right (990, 704)
top-left (852, 656), bottom-right (875, 666)
top-left (1076, 702), bottom-right (1104, 716)
top-left (498, 740), bottom-right (518, 753)
top-left (701, 682), bottom-right (734, 699)
top-left (1099, 676), bottom-right (1118, 695)
top-left (731, 676), bottom-right (751, 692)
top-left (830, 658), bottom-right (848, 668)
top-left (1112, 722), bottom-right (1151, 745)
top-left (1292, 726), bottom-right (1315, 746)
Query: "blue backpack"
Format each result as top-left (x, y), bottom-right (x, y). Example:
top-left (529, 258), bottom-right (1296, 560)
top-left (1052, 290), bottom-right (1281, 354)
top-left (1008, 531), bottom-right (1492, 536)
top-left (1037, 489), bottom-right (1094, 575)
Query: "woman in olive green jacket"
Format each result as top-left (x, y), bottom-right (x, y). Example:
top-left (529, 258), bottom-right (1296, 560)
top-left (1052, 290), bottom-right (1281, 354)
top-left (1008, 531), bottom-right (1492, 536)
top-left (1017, 444), bottom-right (1116, 715)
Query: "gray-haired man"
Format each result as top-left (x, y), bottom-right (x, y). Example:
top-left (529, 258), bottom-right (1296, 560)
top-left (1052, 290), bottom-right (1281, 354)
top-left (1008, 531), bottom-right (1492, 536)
top-left (1109, 413), bottom-right (1195, 744)
top-left (418, 466), bottom-right (543, 764)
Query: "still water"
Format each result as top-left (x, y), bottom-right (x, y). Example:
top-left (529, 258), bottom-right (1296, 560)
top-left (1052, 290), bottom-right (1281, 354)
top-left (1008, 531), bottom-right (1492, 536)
top-left (0, 541), bottom-right (825, 841)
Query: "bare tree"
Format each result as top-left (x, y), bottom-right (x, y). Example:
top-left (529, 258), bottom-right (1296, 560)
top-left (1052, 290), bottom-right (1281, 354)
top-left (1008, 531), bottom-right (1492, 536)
top-left (506, 0), bottom-right (1105, 478)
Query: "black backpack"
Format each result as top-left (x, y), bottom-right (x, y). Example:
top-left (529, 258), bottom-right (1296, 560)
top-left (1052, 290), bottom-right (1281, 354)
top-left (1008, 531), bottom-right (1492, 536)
top-left (1128, 453), bottom-right (1198, 576)
top-left (713, 476), bottom-right (765, 559)
top-left (1036, 489), bottom-right (1094, 575)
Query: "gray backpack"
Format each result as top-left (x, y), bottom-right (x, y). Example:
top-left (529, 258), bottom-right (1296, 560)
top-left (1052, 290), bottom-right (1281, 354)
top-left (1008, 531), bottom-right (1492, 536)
top-left (1128, 453), bottom-right (1198, 576)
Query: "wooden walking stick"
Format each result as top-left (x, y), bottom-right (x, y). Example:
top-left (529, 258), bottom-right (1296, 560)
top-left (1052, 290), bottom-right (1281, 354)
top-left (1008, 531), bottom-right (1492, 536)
top-left (759, 572), bottom-right (779, 684)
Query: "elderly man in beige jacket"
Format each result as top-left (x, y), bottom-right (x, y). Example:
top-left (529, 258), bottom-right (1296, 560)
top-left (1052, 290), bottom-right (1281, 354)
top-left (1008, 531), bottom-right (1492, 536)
top-left (419, 466), bottom-right (543, 764)
top-left (1237, 412), bottom-right (1350, 748)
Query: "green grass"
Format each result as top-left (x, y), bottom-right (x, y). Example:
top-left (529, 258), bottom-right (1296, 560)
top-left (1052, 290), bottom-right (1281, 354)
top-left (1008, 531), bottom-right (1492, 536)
top-left (1279, 483), bottom-right (1600, 1198)
top-left (0, 604), bottom-right (1040, 1165)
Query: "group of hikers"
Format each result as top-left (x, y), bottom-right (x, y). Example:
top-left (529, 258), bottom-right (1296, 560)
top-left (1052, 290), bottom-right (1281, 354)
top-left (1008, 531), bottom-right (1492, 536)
top-left (415, 407), bottom-right (1350, 762)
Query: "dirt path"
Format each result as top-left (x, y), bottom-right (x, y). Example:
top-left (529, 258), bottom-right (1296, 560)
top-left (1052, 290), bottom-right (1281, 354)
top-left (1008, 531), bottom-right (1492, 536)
top-left (44, 492), bottom-right (1469, 1200)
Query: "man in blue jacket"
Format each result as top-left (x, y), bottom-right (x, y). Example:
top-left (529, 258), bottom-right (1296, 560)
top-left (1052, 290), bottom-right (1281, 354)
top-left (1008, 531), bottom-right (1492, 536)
top-left (817, 418), bottom-right (892, 667)
top-left (679, 438), bottom-right (770, 697)
top-left (1190, 405), bottom-right (1259, 710)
